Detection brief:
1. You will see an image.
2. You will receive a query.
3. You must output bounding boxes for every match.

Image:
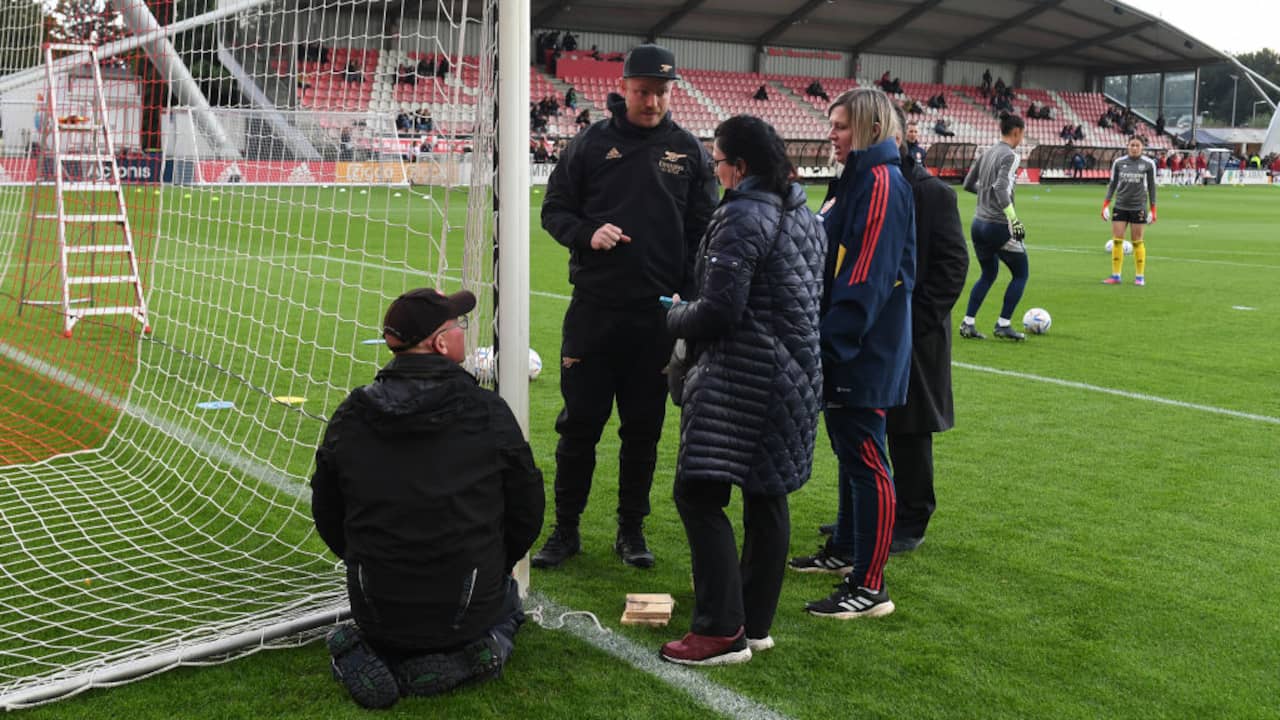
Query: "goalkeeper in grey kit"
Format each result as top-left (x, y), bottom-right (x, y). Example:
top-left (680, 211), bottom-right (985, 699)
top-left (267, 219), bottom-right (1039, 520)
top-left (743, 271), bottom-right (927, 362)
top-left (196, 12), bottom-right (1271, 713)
top-left (959, 113), bottom-right (1029, 341)
top-left (1101, 136), bottom-right (1157, 286)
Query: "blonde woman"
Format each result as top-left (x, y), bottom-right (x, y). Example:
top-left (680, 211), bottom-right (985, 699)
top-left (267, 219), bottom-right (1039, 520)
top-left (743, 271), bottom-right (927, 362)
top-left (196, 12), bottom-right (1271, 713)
top-left (789, 88), bottom-right (915, 619)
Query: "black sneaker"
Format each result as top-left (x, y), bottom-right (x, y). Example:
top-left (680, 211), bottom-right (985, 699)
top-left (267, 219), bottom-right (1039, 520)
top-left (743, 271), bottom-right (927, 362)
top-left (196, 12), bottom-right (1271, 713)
top-left (993, 324), bottom-right (1025, 341)
top-left (889, 535), bottom-right (924, 555)
top-left (394, 636), bottom-right (503, 697)
top-left (805, 582), bottom-right (895, 619)
top-left (530, 525), bottom-right (580, 569)
top-left (788, 540), bottom-right (853, 575)
top-left (327, 623), bottom-right (400, 709)
top-left (959, 322), bottom-right (986, 339)
top-left (615, 526), bottom-right (655, 569)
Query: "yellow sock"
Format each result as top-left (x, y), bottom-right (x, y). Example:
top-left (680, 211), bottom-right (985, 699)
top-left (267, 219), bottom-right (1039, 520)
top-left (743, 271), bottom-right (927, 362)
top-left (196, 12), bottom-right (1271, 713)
top-left (1134, 240), bottom-right (1146, 276)
top-left (1111, 238), bottom-right (1124, 276)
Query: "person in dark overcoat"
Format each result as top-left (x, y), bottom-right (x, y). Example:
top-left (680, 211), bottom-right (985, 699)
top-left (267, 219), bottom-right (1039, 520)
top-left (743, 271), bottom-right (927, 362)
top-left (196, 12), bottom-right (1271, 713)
top-left (886, 106), bottom-right (969, 553)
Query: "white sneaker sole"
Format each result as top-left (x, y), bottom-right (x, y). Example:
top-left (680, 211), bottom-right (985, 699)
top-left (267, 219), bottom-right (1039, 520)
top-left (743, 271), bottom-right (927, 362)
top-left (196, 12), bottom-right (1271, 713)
top-left (788, 564), bottom-right (852, 575)
top-left (746, 636), bottom-right (774, 652)
top-left (807, 600), bottom-right (896, 620)
top-left (660, 647), bottom-right (753, 666)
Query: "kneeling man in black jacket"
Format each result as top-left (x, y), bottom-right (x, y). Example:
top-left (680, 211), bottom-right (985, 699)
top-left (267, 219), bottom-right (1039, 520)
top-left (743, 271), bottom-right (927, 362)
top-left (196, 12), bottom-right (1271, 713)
top-left (310, 288), bottom-right (544, 709)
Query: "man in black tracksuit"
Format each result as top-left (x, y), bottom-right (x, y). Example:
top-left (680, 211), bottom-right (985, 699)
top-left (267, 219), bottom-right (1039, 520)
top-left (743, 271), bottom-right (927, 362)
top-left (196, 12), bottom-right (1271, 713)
top-left (311, 288), bottom-right (544, 709)
top-left (535, 44), bottom-right (718, 569)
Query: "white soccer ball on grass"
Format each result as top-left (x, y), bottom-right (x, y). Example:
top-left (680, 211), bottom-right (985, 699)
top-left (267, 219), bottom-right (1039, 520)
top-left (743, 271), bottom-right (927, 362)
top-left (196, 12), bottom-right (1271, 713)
top-left (1022, 307), bottom-right (1052, 335)
top-left (1104, 239), bottom-right (1134, 255)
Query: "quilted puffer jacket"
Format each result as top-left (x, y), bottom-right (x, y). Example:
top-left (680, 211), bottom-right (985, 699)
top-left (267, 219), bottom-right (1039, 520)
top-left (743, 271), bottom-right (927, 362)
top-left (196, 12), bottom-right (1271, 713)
top-left (666, 178), bottom-right (826, 496)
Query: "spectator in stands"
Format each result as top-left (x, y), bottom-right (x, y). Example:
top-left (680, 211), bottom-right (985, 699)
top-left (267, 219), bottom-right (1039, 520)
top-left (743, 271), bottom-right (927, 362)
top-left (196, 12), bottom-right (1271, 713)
top-left (1060, 124), bottom-right (1074, 141)
top-left (903, 98), bottom-right (924, 114)
top-left (397, 64), bottom-right (415, 85)
top-left (396, 112), bottom-right (413, 135)
top-left (1155, 114), bottom-right (1165, 135)
top-left (981, 68), bottom-right (992, 95)
top-left (753, 84), bottom-right (770, 101)
top-left (563, 32), bottom-right (577, 52)
top-left (414, 108), bottom-right (434, 133)
top-left (536, 43), bottom-right (718, 573)
top-left (297, 75), bottom-right (313, 91)
top-left (565, 86), bottom-right (578, 111)
top-left (1072, 124), bottom-right (1084, 142)
top-left (1098, 112), bottom-right (1111, 129)
top-left (806, 79), bottom-right (830, 102)
top-left (1071, 151), bottom-right (1085, 180)
top-left (994, 77), bottom-right (1006, 96)
top-left (338, 126), bottom-right (355, 162)
top-left (879, 71), bottom-right (892, 90)
top-left (575, 108), bottom-right (591, 130)
top-left (530, 103), bottom-right (548, 133)
top-left (1026, 102), bottom-right (1039, 119)
top-left (933, 117), bottom-right (955, 137)
top-left (590, 45), bottom-right (602, 61)
top-left (436, 56), bottom-right (449, 78)
top-left (532, 138), bottom-right (550, 164)
top-left (344, 60), bottom-right (363, 84)
top-left (417, 56), bottom-right (435, 79)
top-left (312, 288), bottom-right (542, 710)
top-left (905, 120), bottom-right (926, 167)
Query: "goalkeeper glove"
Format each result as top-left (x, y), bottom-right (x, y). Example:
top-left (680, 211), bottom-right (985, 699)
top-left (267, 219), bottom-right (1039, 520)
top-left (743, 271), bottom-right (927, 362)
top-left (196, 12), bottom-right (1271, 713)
top-left (1008, 218), bottom-right (1026, 240)
top-left (1101, 201), bottom-right (1111, 221)
top-left (1148, 205), bottom-right (1157, 224)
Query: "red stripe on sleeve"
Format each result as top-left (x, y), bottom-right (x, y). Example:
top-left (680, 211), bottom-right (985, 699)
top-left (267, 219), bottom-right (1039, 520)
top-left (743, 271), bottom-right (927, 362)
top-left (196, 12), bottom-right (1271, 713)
top-left (849, 165), bottom-right (889, 285)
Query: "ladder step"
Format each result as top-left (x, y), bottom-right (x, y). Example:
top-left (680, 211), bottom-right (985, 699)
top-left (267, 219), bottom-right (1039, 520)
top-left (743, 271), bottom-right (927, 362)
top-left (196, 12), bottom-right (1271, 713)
top-left (57, 124), bottom-right (105, 132)
top-left (67, 244), bottom-right (133, 254)
top-left (67, 275), bottom-right (138, 285)
top-left (71, 306), bottom-right (145, 318)
top-left (36, 213), bottom-right (127, 223)
top-left (46, 42), bottom-right (93, 52)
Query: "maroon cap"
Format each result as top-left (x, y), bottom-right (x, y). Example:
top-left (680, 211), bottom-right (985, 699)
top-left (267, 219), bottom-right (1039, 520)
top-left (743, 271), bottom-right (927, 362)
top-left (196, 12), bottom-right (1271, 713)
top-left (382, 288), bottom-right (476, 352)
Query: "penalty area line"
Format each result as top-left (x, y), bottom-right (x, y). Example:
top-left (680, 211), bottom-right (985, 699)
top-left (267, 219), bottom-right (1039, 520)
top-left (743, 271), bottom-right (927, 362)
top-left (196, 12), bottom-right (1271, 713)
top-left (954, 362), bottom-right (1280, 425)
top-left (525, 592), bottom-right (795, 720)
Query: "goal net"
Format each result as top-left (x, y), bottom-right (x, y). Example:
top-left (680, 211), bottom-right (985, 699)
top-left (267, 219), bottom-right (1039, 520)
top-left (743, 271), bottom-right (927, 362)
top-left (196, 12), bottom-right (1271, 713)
top-left (0, 0), bottom-right (528, 708)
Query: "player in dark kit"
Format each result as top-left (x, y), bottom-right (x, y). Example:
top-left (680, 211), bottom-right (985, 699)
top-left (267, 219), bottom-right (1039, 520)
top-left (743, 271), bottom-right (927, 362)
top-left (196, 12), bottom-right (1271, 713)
top-left (536, 43), bottom-right (718, 570)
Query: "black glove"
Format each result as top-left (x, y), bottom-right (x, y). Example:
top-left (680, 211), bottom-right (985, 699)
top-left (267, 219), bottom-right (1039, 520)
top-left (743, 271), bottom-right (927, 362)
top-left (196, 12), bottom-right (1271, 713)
top-left (1008, 218), bottom-right (1026, 240)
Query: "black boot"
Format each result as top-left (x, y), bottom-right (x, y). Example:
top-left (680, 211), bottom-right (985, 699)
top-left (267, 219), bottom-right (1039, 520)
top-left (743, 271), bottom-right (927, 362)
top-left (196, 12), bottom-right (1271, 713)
top-left (530, 524), bottom-right (581, 569)
top-left (615, 523), bottom-right (655, 569)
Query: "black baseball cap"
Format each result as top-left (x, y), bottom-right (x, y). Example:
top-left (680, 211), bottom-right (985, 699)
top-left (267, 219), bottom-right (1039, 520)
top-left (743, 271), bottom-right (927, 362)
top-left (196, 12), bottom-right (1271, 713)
top-left (382, 288), bottom-right (476, 352)
top-left (623, 44), bottom-right (678, 80)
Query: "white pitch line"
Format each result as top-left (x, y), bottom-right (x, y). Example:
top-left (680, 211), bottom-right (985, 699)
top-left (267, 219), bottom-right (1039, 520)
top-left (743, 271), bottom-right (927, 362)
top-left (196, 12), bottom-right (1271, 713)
top-left (954, 361), bottom-right (1280, 425)
top-left (526, 592), bottom-right (795, 720)
top-left (1031, 245), bottom-right (1280, 270)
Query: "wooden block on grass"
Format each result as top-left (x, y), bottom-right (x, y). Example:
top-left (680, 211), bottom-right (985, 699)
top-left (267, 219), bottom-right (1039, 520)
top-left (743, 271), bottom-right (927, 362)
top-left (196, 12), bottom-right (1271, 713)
top-left (621, 593), bottom-right (674, 626)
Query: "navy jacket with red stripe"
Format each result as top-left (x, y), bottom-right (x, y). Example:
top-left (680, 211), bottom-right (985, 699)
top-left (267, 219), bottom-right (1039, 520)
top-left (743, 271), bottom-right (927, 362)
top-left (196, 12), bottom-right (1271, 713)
top-left (817, 139), bottom-right (916, 409)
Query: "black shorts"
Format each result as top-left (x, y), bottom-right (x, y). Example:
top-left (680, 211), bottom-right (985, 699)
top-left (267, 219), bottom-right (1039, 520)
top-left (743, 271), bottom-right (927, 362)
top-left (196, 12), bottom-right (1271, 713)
top-left (1113, 208), bottom-right (1147, 224)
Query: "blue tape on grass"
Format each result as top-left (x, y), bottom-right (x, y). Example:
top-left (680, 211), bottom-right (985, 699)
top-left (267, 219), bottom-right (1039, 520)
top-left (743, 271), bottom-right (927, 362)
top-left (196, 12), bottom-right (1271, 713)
top-left (196, 400), bottom-right (234, 410)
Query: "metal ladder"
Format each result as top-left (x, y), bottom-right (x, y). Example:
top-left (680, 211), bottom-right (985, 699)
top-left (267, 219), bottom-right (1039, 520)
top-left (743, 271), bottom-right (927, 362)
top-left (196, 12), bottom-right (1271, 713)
top-left (18, 43), bottom-right (150, 338)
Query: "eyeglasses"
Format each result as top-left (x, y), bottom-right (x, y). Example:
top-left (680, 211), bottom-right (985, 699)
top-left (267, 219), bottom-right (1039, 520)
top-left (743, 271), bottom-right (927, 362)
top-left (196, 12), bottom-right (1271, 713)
top-left (426, 316), bottom-right (468, 342)
top-left (713, 157), bottom-right (731, 166)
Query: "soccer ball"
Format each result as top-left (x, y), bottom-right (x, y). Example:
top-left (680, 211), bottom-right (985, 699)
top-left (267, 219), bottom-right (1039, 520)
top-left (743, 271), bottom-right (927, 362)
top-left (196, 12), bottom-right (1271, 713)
top-left (1104, 239), bottom-right (1134, 255)
top-left (528, 349), bottom-right (543, 380)
top-left (467, 346), bottom-right (543, 382)
top-left (468, 346), bottom-right (495, 384)
top-left (1022, 307), bottom-right (1052, 334)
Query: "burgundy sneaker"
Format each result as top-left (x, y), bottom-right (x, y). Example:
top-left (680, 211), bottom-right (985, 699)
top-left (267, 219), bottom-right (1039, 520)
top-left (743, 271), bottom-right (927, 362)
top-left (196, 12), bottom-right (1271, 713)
top-left (659, 628), bottom-right (751, 666)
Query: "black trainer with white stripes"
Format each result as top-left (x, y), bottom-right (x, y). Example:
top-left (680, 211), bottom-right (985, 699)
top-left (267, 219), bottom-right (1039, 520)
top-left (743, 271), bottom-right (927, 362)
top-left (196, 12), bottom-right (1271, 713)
top-left (805, 581), bottom-right (895, 619)
top-left (788, 539), bottom-right (853, 574)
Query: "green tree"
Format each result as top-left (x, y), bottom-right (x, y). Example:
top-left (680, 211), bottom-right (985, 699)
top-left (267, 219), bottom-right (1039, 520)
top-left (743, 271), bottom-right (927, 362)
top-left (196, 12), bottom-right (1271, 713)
top-left (1199, 48), bottom-right (1280, 127)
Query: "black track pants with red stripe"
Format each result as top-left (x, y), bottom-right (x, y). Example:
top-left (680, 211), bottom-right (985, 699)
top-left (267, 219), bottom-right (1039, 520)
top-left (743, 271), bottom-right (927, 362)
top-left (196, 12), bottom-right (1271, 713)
top-left (824, 405), bottom-right (896, 592)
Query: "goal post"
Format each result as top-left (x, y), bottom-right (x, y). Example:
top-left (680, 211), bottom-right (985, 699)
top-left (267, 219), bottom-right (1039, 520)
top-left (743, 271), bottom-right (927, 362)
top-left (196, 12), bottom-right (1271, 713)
top-left (0, 0), bottom-right (529, 708)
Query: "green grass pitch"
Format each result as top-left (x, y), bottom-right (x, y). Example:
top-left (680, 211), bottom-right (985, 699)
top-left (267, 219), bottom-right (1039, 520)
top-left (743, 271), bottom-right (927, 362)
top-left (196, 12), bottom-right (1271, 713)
top-left (11, 181), bottom-right (1280, 719)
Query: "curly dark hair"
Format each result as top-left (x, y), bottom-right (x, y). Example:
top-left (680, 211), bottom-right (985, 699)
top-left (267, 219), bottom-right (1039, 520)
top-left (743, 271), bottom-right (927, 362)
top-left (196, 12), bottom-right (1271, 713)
top-left (713, 115), bottom-right (793, 197)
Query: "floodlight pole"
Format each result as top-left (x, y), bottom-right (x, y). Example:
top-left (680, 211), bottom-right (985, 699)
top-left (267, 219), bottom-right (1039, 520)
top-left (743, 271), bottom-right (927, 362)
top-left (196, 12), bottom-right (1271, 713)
top-left (1230, 74), bottom-right (1239, 127)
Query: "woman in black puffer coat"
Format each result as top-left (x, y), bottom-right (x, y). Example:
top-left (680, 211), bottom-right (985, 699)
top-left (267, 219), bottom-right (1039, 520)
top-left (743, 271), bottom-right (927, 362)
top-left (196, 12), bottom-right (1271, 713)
top-left (658, 115), bottom-right (826, 666)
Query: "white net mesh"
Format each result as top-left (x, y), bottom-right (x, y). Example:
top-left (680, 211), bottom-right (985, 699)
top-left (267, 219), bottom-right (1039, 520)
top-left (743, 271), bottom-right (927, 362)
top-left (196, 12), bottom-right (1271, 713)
top-left (0, 0), bottom-right (506, 708)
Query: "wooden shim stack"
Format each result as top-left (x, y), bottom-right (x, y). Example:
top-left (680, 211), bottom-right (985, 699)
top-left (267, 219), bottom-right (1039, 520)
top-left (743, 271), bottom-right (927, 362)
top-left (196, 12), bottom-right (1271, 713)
top-left (620, 593), bottom-right (675, 626)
